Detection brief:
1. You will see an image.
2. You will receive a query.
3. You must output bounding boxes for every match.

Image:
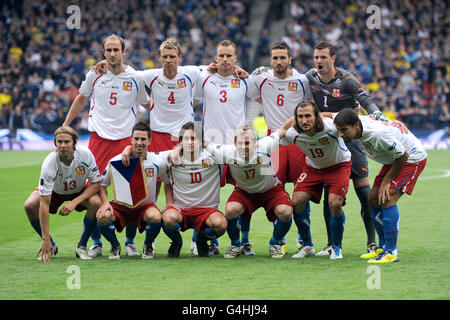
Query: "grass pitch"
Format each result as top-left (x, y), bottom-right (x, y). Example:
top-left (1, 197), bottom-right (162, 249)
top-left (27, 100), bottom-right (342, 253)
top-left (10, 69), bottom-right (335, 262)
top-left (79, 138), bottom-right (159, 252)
top-left (0, 149), bottom-right (449, 300)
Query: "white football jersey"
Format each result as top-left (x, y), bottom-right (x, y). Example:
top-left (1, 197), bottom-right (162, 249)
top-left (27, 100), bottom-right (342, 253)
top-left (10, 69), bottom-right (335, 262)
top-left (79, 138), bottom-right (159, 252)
top-left (160, 149), bottom-right (222, 208)
top-left (39, 146), bottom-right (102, 196)
top-left (79, 66), bottom-right (149, 140)
top-left (101, 151), bottom-right (171, 205)
top-left (281, 118), bottom-right (351, 169)
top-left (356, 116), bottom-right (427, 164)
top-left (247, 69), bottom-right (311, 130)
top-left (194, 72), bottom-right (248, 144)
top-left (206, 132), bottom-right (281, 194)
top-left (135, 66), bottom-right (202, 137)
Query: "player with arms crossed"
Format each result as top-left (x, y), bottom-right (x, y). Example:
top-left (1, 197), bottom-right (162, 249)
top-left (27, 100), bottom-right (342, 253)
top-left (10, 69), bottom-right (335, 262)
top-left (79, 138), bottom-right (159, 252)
top-left (333, 109), bottom-right (427, 263)
top-left (247, 41), bottom-right (312, 255)
top-left (96, 122), bottom-right (169, 259)
top-left (161, 122), bottom-right (228, 258)
top-left (282, 101), bottom-right (352, 260)
top-left (63, 34), bottom-right (150, 257)
top-left (204, 121), bottom-right (294, 258)
top-left (27, 126), bottom-right (103, 262)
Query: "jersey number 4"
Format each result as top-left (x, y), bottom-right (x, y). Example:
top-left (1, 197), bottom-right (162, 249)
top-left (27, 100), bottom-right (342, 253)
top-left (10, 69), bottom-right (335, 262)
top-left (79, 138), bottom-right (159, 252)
top-left (168, 92), bottom-right (175, 104)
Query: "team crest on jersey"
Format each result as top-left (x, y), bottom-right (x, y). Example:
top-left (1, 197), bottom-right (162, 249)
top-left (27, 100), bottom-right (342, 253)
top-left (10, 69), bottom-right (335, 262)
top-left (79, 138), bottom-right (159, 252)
top-left (318, 137), bottom-right (329, 146)
top-left (144, 168), bottom-right (154, 177)
top-left (288, 82), bottom-right (298, 92)
top-left (177, 79), bottom-right (186, 88)
top-left (331, 88), bottom-right (341, 97)
top-left (202, 159), bottom-right (212, 168)
top-left (75, 166), bottom-right (85, 176)
top-left (123, 81), bottom-right (133, 91)
top-left (231, 79), bottom-right (240, 88)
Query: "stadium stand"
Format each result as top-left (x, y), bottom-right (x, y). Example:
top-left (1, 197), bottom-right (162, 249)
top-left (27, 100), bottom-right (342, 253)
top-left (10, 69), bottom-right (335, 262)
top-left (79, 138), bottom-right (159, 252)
top-left (0, 0), bottom-right (448, 142)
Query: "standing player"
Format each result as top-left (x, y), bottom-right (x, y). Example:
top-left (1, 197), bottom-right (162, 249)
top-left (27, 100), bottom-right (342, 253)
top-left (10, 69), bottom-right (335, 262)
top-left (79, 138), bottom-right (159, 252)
top-left (247, 41), bottom-right (312, 255)
top-left (63, 34), bottom-right (150, 258)
top-left (160, 122), bottom-right (228, 258)
top-left (26, 126), bottom-right (102, 262)
top-left (333, 109), bottom-right (427, 263)
top-left (192, 39), bottom-right (249, 255)
top-left (204, 122), bottom-right (294, 258)
top-left (304, 41), bottom-right (380, 255)
top-left (282, 101), bottom-right (352, 260)
top-left (96, 123), bottom-right (169, 259)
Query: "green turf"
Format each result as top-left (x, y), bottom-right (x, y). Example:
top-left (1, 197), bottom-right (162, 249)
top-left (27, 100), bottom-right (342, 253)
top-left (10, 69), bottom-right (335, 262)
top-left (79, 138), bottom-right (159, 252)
top-left (0, 149), bottom-right (449, 300)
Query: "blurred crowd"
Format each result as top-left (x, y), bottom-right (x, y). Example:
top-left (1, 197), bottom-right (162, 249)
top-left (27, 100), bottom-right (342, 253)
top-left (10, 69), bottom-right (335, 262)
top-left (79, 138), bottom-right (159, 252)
top-left (280, 0), bottom-right (449, 130)
top-left (0, 0), bottom-right (448, 138)
top-left (0, 0), bottom-right (252, 135)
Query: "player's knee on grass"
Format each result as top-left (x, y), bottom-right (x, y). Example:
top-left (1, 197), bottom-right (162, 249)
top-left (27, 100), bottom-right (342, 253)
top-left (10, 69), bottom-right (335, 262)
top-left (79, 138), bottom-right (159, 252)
top-left (225, 202), bottom-right (244, 219)
top-left (274, 204), bottom-right (292, 222)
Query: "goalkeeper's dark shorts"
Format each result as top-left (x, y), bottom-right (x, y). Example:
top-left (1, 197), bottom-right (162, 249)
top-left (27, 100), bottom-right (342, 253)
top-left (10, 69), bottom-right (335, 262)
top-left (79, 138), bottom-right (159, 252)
top-left (344, 139), bottom-right (369, 180)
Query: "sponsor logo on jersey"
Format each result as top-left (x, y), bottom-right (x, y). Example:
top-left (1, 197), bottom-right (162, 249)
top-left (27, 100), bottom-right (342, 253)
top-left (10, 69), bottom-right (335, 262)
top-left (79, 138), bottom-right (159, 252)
top-left (318, 137), bottom-right (329, 146)
top-left (231, 79), bottom-right (240, 88)
top-left (331, 88), bottom-right (341, 97)
top-left (123, 81), bottom-right (133, 91)
top-left (75, 166), bottom-right (85, 176)
top-left (177, 79), bottom-right (186, 88)
top-left (288, 82), bottom-right (298, 92)
top-left (145, 168), bottom-right (154, 177)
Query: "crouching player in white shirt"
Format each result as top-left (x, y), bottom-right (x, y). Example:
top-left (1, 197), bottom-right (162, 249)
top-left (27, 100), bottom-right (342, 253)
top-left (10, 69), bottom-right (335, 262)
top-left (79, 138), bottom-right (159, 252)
top-left (333, 109), bottom-right (427, 263)
top-left (96, 122), bottom-right (171, 259)
top-left (30, 126), bottom-right (103, 262)
top-left (204, 120), bottom-right (294, 259)
top-left (161, 122), bottom-right (228, 258)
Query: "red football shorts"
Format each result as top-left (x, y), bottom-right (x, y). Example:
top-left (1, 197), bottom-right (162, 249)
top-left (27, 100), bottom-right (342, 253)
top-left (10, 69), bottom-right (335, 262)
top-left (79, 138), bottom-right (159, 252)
top-left (227, 184), bottom-right (292, 222)
top-left (110, 202), bottom-right (160, 233)
top-left (271, 143), bottom-right (306, 185)
top-left (163, 206), bottom-right (221, 232)
top-left (373, 158), bottom-right (427, 195)
top-left (148, 131), bottom-right (179, 182)
top-left (294, 161), bottom-right (352, 204)
top-left (88, 131), bottom-right (131, 174)
top-left (148, 131), bottom-right (179, 153)
top-left (48, 190), bottom-right (87, 214)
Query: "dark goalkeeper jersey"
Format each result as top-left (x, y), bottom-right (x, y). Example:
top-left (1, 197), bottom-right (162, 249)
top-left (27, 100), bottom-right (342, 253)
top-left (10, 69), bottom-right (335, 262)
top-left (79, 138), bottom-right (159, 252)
top-left (305, 67), bottom-right (379, 114)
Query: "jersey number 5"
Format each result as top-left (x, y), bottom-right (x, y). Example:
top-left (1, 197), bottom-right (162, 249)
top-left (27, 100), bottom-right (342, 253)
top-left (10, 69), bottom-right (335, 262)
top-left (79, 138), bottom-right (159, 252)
top-left (109, 92), bottom-right (117, 105)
